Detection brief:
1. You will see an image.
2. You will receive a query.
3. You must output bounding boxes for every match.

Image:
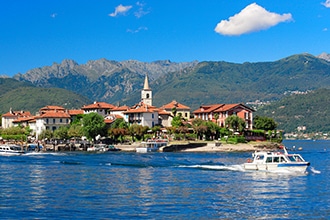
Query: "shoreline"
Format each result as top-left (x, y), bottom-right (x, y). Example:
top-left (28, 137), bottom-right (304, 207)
top-left (115, 141), bottom-right (280, 152)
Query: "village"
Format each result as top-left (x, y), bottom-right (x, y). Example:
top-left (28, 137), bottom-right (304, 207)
top-left (1, 75), bottom-right (256, 152)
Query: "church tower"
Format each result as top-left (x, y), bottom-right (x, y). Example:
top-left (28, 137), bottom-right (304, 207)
top-left (141, 74), bottom-right (152, 106)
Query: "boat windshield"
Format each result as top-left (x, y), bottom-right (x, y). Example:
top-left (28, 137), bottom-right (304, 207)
top-left (288, 155), bottom-right (304, 162)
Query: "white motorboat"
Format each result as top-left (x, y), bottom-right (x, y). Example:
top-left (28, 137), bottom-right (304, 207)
top-left (244, 146), bottom-right (310, 172)
top-left (136, 139), bottom-right (168, 153)
top-left (0, 144), bottom-right (25, 156)
top-left (87, 144), bottom-right (108, 152)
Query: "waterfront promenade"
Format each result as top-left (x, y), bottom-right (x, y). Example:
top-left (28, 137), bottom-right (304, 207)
top-left (115, 141), bottom-right (279, 152)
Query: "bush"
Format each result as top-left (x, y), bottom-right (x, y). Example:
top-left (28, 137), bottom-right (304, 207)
top-left (1, 135), bottom-right (26, 141)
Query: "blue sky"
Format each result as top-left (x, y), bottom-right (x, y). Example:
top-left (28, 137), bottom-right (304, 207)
top-left (1, 0), bottom-right (330, 76)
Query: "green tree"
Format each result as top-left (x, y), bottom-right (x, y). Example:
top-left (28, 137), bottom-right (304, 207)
top-left (39, 130), bottom-right (54, 140)
top-left (111, 118), bottom-right (128, 129)
top-left (82, 113), bottom-right (107, 140)
top-left (71, 114), bottom-right (84, 125)
top-left (127, 124), bottom-right (148, 141)
top-left (54, 126), bottom-right (69, 139)
top-left (225, 115), bottom-right (246, 132)
top-left (254, 115), bottom-right (277, 131)
top-left (68, 124), bottom-right (84, 138)
top-left (171, 115), bottom-right (183, 127)
top-left (171, 107), bottom-right (177, 116)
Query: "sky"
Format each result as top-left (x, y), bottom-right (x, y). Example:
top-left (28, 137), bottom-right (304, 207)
top-left (1, 0), bottom-right (330, 76)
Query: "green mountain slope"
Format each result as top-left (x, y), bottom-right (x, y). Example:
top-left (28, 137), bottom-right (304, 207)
top-left (148, 54), bottom-right (330, 110)
top-left (255, 88), bottom-right (330, 133)
top-left (0, 78), bottom-right (91, 114)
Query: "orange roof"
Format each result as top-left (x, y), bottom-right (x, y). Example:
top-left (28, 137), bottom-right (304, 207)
top-left (40, 106), bottom-right (65, 111)
top-left (161, 100), bottom-right (190, 110)
top-left (158, 109), bottom-right (172, 115)
top-left (68, 109), bottom-right (84, 115)
top-left (35, 111), bottom-right (71, 119)
top-left (111, 105), bottom-right (130, 111)
top-left (125, 102), bottom-right (159, 114)
top-left (193, 104), bottom-right (224, 113)
top-left (13, 116), bottom-right (35, 123)
top-left (2, 110), bottom-right (32, 118)
top-left (82, 102), bottom-right (116, 110)
top-left (215, 103), bottom-right (255, 112)
top-left (193, 103), bottom-right (254, 114)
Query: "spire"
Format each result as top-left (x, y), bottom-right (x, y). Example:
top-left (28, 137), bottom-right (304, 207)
top-left (143, 74), bottom-right (150, 90)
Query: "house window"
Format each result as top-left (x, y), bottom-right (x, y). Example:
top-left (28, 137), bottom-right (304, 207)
top-left (185, 113), bottom-right (188, 118)
top-left (60, 119), bottom-right (62, 123)
top-left (46, 119), bottom-right (49, 124)
top-left (146, 94), bottom-right (150, 99)
top-left (53, 119), bottom-right (56, 123)
top-left (152, 114), bottom-right (154, 119)
top-left (66, 119), bottom-right (69, 123)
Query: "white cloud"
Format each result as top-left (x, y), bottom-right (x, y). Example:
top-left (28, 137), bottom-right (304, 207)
top-left (214, 3), bottom-right (293, 36)
top-left (127, 26), bottom-right (148, 33)
top-left (322, 0), bottom-right (330, 8)
top-left (109, 4), bottom-right (132, 17)
top-left (134, 2), bottom-right (150, 18)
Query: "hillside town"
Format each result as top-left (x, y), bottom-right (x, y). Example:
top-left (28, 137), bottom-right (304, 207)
top-left (1, 75), bottom-right (254, 141)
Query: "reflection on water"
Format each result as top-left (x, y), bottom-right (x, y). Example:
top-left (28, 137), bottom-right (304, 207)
top-left (0, 143), bottom-right (329, 219)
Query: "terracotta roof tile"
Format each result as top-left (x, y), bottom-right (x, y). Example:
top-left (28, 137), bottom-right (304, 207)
top-left (35, 111), bottom-right (71, 119)
top-left (82, 102), bottom-right (116, 110)
top-left (192, 104), bottom-right (224, 113)
top-left (68, 109), bottom-right (84, 115)
top-left (161, 100), bottom-right (190, 110)
top-left (40, 106), bottom-right (65, 111)
top-left (2, 111), bottom-right (32, 118)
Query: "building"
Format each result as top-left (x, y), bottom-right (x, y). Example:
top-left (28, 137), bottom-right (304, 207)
top-left (141, 74), bottom-right (152, 106)
top-left (123, 102), bottom-right (159, 127)
top-left (160, 100), bottom-right (191, 120)
top-left (193, 103), bottom-right (254, 130)
top-left (81, 101), bottom-right (116, 117)
top-left (35, 106), bottom-right (72, 138)
top-left (1, 109), bottom-right (32, 129)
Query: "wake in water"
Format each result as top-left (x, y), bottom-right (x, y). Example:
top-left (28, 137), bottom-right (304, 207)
top-left (309, 166), bottom-right (321, 174)
top-left (23, 152), bottom-right (67, 156)
top-left (178, 164), bottom-right (245, 172)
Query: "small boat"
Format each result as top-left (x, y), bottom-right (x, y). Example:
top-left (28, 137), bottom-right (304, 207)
top-left (244, 146), bottom-right (310, 172)
top-left (87, 144), bottom-right (108, 152)
top-left (136, 139), bottom-right (168, 153)
top-left (0, 144), bottom-right (25, 156)
top-left (87, 144), bottom-right (121, 152)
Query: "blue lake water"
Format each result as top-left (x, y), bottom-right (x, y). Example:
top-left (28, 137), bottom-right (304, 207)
top-left (0, 140), bottom-right (329, 219)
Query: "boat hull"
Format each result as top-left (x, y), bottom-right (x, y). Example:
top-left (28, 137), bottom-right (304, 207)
top-left (244, 162), bottom-right (309, 172)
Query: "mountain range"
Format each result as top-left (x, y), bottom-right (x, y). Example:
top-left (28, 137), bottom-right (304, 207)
top-left (1, 52), bottom-right (330, 132)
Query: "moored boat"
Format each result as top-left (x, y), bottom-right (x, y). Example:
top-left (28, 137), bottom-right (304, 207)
top-left (244, 146), bottom-right (310, 172)
top-left (136, 139), bottom-right (168, 153)
top-left (0, 144), bottom-right (25, 156)
top-left (87, 144), bottom-right (121, 152)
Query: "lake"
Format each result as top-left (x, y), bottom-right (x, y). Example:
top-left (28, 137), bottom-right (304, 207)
top-left (0, 140), bottom-right (329, 219)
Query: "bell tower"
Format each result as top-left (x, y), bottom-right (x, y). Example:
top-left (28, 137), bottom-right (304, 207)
top-left (141, 74), bottom-right (152, 106)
